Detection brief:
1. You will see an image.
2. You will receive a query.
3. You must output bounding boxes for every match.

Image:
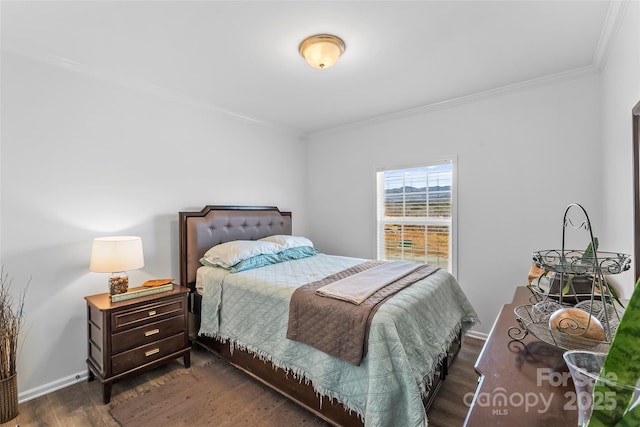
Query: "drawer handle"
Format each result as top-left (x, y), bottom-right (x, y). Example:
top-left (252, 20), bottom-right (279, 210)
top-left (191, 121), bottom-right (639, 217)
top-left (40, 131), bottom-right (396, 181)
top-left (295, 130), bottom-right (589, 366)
top-left (145, 348), bottom-right (160, 357)
top-left (148, 310), bottom-right (157, 316)
top-left (144, 329), bottom-right (160, 337)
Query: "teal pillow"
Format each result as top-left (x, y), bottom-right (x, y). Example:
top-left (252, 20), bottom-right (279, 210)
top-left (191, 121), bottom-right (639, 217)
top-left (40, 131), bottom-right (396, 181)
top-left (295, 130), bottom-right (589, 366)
top-left (228, 252), bottom-right (282, 273)
top-left (279, 246), bottom-right (318, 260)
top-left (204, 245), bottom-right (319, 273)
top-left (229, 247), bottom-right (318, 272)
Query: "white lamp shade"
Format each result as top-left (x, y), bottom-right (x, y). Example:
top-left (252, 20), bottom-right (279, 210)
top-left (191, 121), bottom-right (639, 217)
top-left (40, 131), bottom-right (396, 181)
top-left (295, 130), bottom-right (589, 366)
top-left (90, 236), bottom-right (144, 273)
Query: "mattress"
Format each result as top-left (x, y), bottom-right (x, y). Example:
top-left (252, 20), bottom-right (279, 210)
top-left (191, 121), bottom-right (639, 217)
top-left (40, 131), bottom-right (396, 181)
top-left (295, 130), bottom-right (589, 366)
top-left (197, 253), bottom-right (478, 427)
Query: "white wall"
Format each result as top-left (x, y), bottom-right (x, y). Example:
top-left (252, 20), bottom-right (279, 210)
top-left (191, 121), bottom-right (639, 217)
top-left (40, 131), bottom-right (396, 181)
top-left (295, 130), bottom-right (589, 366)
top-left (0, 51), bottom-right (308, 400)
top-left (600, 0), bottom-right (640, 297)
top-left (306, 74), bottom-right (602, 336)
top-left (3, 1), bottom-right (638, 404)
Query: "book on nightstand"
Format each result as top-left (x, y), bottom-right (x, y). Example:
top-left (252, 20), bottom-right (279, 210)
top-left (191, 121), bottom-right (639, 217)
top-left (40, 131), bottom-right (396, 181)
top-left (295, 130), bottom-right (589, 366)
top-left (110, 283), bottom-right (174, 302)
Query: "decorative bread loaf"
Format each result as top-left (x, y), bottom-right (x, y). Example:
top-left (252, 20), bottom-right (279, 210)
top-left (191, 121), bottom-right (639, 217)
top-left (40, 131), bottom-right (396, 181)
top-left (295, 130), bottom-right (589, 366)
top-left (549, 307), bottom-right (605, 341)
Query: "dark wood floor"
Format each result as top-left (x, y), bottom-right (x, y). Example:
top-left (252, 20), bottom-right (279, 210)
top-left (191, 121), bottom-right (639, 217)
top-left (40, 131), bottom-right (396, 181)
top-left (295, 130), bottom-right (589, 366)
top-left (1, 337), bottom-right (483, 427)
top-left (427, 337), bottom-right (483, 426)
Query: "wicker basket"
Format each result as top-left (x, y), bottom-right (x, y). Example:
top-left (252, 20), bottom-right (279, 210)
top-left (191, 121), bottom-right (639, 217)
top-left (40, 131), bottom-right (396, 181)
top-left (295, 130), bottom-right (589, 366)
top-left (0, 373), bottom-right (19, 423)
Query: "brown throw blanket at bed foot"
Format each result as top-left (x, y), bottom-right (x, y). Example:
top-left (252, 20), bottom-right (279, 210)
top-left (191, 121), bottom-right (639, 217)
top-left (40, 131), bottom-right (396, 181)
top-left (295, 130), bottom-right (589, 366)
top-left (287, 261), bottom-right (439, 365)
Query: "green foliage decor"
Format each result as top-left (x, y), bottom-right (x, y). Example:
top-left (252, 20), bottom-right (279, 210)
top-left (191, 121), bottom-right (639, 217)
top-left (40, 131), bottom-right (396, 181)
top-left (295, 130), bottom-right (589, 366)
top-left (589, 277), bottom-right (640, 426)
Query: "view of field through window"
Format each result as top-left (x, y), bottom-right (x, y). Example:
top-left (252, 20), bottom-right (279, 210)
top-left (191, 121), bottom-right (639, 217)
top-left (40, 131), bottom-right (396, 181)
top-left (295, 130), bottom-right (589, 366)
top-left (378, 163), bottom-right (453, 271)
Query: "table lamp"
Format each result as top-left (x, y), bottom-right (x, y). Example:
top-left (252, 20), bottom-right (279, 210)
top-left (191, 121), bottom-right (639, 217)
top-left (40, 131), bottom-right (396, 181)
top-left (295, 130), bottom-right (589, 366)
top-left (90, 236), bottom-right (144, 295)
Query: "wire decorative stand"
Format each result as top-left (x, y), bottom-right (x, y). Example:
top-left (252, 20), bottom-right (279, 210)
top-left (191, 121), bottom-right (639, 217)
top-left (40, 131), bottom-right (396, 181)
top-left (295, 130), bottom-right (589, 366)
top-left (509, 203), bottom-right (631, 351)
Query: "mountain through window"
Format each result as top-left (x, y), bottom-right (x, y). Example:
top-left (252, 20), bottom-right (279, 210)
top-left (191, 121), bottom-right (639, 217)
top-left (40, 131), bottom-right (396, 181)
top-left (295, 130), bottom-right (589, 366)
top-left (376, 159), bottom-right (455, 273)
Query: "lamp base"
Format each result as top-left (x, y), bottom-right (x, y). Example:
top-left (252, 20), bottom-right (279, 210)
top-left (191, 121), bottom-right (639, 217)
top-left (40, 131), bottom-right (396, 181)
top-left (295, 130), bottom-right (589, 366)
top-left (109, 272), bottom-right (129, 295)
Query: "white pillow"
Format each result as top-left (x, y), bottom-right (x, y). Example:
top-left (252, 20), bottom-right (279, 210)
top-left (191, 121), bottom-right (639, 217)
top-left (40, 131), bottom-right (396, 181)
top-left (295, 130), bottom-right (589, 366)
top-left (200, 240), bottom-right (282, 268)
top-left (259, 235), bottom-right (314, 250)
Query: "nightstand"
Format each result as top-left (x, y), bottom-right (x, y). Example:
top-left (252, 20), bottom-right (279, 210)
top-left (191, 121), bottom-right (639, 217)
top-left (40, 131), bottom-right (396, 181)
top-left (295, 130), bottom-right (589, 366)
top-left (85, 285), bottom-right (191, 404)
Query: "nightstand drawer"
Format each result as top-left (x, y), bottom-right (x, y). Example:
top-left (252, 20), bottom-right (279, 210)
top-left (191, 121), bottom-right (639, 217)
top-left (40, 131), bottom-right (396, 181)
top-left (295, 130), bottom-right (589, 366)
top-left (112, 314), bottom-right (186, 354)
top-left (111, 298), bottom-right (185, 331)
top-left (111, 333), bottom-right (186, 376)
top-left (85, 286), bottom-right (191, 404)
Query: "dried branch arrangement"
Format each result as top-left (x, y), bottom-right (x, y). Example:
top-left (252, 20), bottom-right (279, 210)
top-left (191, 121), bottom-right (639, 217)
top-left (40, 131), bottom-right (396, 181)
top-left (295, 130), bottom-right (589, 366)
top-left (0, 267), bottom-right (27, 379)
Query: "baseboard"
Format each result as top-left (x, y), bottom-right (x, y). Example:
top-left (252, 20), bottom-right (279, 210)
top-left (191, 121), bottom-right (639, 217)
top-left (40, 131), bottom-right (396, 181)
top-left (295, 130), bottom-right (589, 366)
top-left (19, 331), bottom-right (486, 403)
top-left (18, 370), bottom-right (88, 403)
top-left (464, 329), bottom-right (488, 341)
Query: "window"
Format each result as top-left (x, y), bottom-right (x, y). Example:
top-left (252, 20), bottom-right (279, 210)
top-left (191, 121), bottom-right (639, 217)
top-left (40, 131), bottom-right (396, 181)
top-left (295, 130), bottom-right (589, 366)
top-left (376, 159), bottom-right (455, 273)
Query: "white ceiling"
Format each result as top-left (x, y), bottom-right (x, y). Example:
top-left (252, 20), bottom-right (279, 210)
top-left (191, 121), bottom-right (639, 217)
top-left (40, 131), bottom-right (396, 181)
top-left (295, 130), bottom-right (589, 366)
top-left (1, 1), bottom-right (614, 135)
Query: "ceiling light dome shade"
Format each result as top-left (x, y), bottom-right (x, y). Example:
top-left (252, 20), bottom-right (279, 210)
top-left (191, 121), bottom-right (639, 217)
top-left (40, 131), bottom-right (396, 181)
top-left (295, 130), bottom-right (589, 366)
top-left (299, 34), bottom-right (345, 69)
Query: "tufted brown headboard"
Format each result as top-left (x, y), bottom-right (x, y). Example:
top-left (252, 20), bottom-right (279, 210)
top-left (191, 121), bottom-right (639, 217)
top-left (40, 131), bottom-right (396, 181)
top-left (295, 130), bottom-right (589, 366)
top-left (178, 205), bottom-right (292, 289)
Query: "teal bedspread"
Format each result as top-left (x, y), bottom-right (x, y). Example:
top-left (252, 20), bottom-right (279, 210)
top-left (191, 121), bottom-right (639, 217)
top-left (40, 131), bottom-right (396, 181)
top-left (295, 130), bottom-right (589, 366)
top-left (197, 254), bottom-right (478, 427)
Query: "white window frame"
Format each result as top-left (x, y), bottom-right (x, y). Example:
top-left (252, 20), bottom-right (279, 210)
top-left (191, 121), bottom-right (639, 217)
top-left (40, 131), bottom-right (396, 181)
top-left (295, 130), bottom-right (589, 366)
top-left (375, 156), bottom-right (457, 276)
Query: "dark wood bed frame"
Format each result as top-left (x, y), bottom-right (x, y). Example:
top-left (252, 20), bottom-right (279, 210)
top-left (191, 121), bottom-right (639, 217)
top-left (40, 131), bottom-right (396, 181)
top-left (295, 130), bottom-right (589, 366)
top-left (178, 205), bottom-right (462, 426)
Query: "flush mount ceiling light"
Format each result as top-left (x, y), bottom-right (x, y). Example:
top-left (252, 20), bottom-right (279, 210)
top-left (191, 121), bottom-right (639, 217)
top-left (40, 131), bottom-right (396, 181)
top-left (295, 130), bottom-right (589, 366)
top-left (299, 34), bottom-right (345, 69)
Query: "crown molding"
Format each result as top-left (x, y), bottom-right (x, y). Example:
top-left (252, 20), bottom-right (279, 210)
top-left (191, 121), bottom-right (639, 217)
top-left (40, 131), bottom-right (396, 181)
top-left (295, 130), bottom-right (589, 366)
top-left (308, 64), bottom-right (599, 138)
top-left (592, 0), bottom-right (630, 72)
top-left (308, 1), bottom-right (632, 138)
top-left (4, 0), bottom-right (629, 141)
top-left (1, 38), bottom-right (302, 137)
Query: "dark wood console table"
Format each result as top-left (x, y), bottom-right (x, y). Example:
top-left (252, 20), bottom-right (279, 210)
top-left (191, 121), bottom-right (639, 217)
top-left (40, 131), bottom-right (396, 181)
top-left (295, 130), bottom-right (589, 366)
top-left (464, 286), bottom-right (577, 426)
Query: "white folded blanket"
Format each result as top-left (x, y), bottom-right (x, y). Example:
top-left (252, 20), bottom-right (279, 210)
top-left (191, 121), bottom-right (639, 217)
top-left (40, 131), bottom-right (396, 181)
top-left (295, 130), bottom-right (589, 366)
top-left (315, 261), bottom-right (421, 305)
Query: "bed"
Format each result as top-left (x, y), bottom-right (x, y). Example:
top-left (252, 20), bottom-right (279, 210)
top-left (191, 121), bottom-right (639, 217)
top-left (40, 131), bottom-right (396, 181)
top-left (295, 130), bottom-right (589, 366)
top-left (179, 205), bottom-right (478, 427)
